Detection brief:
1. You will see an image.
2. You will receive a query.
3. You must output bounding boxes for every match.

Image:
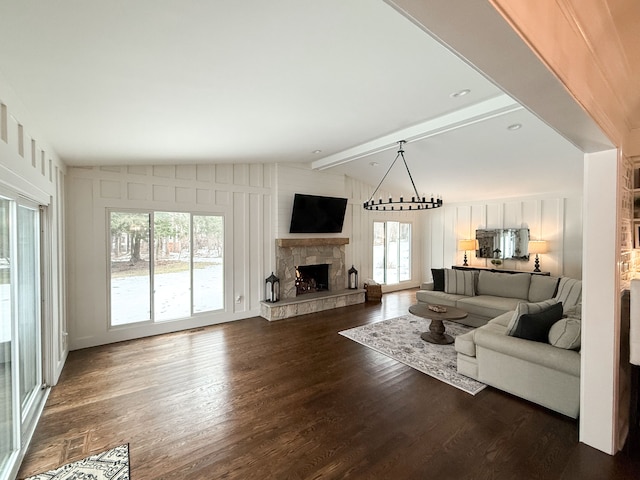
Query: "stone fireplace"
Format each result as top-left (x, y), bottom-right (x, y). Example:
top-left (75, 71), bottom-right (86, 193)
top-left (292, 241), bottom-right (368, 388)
top-left (276, 237), bottom-right (347, 300)
top-left (260, 237), bottom-right (365, 320)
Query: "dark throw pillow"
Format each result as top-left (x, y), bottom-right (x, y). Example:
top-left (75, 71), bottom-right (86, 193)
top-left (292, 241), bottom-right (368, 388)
top-left (510, 302), bottom-right (564, 343)
top-left (431, 268), bottom-right (445, 291)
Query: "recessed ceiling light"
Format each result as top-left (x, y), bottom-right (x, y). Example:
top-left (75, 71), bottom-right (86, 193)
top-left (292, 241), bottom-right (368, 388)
top-left (369, 161), bottom-right (379, 167)
top-left (312, 149), bottom-right (322, 154)
top-left (450, 89), bottom-right (470, 98)
top-left (507, 123), bottom-right (522, 131)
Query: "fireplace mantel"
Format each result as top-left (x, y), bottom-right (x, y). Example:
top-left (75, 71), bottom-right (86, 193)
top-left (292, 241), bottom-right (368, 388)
top-left (277, 237), bottom-right (349, 248)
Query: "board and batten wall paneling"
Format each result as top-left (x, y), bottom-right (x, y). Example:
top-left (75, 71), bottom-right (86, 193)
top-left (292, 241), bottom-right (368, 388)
top-left (455, 206), bottom-right (472, 267)
top-left (562, 197), bottom-right (583, 280)
top-left (428, 208), bottom-right (445, 272)
top-left (504, 201), bottom-right (523, 229)
top-left (345, 176), bottom-right (373, 285)
top-left (421, 195), bottom-right (582, 281)
top-left (66, 164), bottom-right (273, 350)
top-left (233, 191), bottom-right (245, 313)
top-left (261, 192), bottom-right (274, 304)
top-left (276, 163), bottom-right (350, 239)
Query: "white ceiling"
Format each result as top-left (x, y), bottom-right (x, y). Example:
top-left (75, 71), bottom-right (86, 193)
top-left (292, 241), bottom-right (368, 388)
top-left (0, 0), bottom-right (587, 203)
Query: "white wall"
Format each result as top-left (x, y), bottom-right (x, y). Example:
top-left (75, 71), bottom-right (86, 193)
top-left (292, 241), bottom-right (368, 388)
top-left (66, 164), bottom-right (273, 349)
top-left (580, 149), bottom-right (619, 454)
top-left (0, 74), bottom-right (68, 385)
top-left (421, 195), bottom-right (583, 279)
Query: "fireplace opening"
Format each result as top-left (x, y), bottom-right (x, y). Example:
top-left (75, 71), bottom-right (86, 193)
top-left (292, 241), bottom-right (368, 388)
top-left (295, 264), bottom-right (329, 296)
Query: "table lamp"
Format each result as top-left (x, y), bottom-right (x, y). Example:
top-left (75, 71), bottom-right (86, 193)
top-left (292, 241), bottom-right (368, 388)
top-left (528, 240), bottom-right (548, 272)
top-left (458, 239), bottom-right (477, 267)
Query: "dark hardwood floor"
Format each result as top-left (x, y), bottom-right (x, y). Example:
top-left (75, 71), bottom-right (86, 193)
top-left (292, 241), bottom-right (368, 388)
top-left (18, 289), bottom-right (640, 479)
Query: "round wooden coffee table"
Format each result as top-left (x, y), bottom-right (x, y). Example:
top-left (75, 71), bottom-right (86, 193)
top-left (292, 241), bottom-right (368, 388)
top-left (409, 304), bottom-right (468, 345)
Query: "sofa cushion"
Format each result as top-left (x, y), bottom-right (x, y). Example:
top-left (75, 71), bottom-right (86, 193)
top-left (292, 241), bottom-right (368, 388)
top-left (457, 296), bottom-right (523, 320)
top-left (415, 290), bottom-right (466, 307)
top-left (528, 275), bottom-right (560, 302)
top-left (548, 316), bottom-right (581, 350)
top-left (510, 303), bottom-right (564, 342)
top-left (506, 298), bottom-right (559, 335)
top-left (444, 269), bottom-right (475, 296)
top-left (476, 271), bottom-right (530, 300)
top-left (488, 310), bottom-right (516, 328)
top-left (554, 277), bottom-right (582, 309)
top-left (432, 268), bottom-right (445, 291)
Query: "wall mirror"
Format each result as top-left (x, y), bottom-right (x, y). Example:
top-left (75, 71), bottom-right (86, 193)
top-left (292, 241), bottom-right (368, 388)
top-left (475, 228), bottom-right (530, 260)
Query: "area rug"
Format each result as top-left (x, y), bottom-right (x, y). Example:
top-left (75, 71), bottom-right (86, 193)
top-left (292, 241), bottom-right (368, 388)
top-left (339, 314), bottom-right (486, 395)
top-left (24, 444), bottom-right (130, 480)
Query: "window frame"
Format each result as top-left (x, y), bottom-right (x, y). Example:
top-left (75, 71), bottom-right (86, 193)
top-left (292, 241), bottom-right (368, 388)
top-left (107, 208), bottom-right (225, 327)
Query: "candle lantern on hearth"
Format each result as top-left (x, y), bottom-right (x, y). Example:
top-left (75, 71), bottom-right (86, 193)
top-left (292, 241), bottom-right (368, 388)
top-left (265, 272), bottom-right (280, 302)
top-left (348, 265), bottom-right (359, 289)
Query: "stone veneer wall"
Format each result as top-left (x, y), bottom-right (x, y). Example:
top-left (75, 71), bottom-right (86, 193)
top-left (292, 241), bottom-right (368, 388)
top-left (276, 238), bottom-right (348, 299)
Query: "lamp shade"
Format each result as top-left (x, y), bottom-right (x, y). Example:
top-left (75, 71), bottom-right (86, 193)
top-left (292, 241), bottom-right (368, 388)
top-left (528, 240), bottom-right (548, 255)
top-left (458, 239), bottom-right (477, 251)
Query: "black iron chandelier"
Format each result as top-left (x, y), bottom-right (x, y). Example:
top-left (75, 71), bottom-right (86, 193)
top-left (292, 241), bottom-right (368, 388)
top-left (363, 140), bottom-right (443, 211)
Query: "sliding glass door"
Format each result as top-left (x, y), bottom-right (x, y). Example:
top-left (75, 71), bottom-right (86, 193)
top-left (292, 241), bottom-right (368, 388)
top-left (109, 210), bottom-right (224, 326)
top-left (17, 205), bottom-right (42, 426)
top-left (373, 220), bottom-right (412, 285)
top-left (0, 194), bottom-right (44, 480)
top-left (0, 197), bottom-right (14, 478)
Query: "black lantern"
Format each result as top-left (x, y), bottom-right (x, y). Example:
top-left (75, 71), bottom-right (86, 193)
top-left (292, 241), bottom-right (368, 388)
top-left (265, 272), bottom-right (280, 302)
top-left (348, 265), bottom-right (358, 289)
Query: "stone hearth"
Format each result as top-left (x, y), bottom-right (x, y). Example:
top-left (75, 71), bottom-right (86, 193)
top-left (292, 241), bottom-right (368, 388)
top-left (260, 237), bottom-right (365, 321)
top-left (260, 289), bottom-right (365, 321)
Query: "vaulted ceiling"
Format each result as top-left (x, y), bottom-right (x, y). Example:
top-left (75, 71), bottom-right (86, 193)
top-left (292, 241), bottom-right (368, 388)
top-left (0, 0), bottom-right (614, 203)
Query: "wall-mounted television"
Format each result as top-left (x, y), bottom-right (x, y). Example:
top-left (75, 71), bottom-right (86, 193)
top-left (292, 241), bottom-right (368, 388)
top-left (289, 194), bottom-right (348, 233)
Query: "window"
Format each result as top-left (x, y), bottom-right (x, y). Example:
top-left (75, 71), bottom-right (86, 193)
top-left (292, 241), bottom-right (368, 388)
top-left (109, 210), bottom-right (224, 325)
top-left (373, 221), bottom-right (411, 285)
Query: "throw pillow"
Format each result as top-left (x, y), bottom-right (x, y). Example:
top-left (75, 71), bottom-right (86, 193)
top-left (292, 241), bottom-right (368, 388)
top-left (528, 275), bottom-right (560, 302)
top-left (548, 317), bottom-right (581, 350)
top-left (554, 277), bottom-right (582, 310)
top-left (444, 269), bottom-right (475, 296)
top-left (510, 302), bottom-right (564, 343)
top-left (506, 298), bottom-right (559, 336)
top-left (431, 268), bottom-right (445, 292)
top-left (563, 303), bottom-right (582, 319)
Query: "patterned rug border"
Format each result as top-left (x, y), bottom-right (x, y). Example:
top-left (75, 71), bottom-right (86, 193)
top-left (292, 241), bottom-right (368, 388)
top-left (23, 443), bottom-right (130, 480)
top-left (340, 315), bottom-right (486, 395)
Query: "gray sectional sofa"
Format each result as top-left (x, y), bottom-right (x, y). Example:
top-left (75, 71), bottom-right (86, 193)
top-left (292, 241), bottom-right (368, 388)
top-left (417, 268), bottom-right (582, 418)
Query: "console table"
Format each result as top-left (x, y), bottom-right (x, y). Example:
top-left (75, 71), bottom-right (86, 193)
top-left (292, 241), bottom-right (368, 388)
top-left (453, 265), bottom-right (551, 276)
